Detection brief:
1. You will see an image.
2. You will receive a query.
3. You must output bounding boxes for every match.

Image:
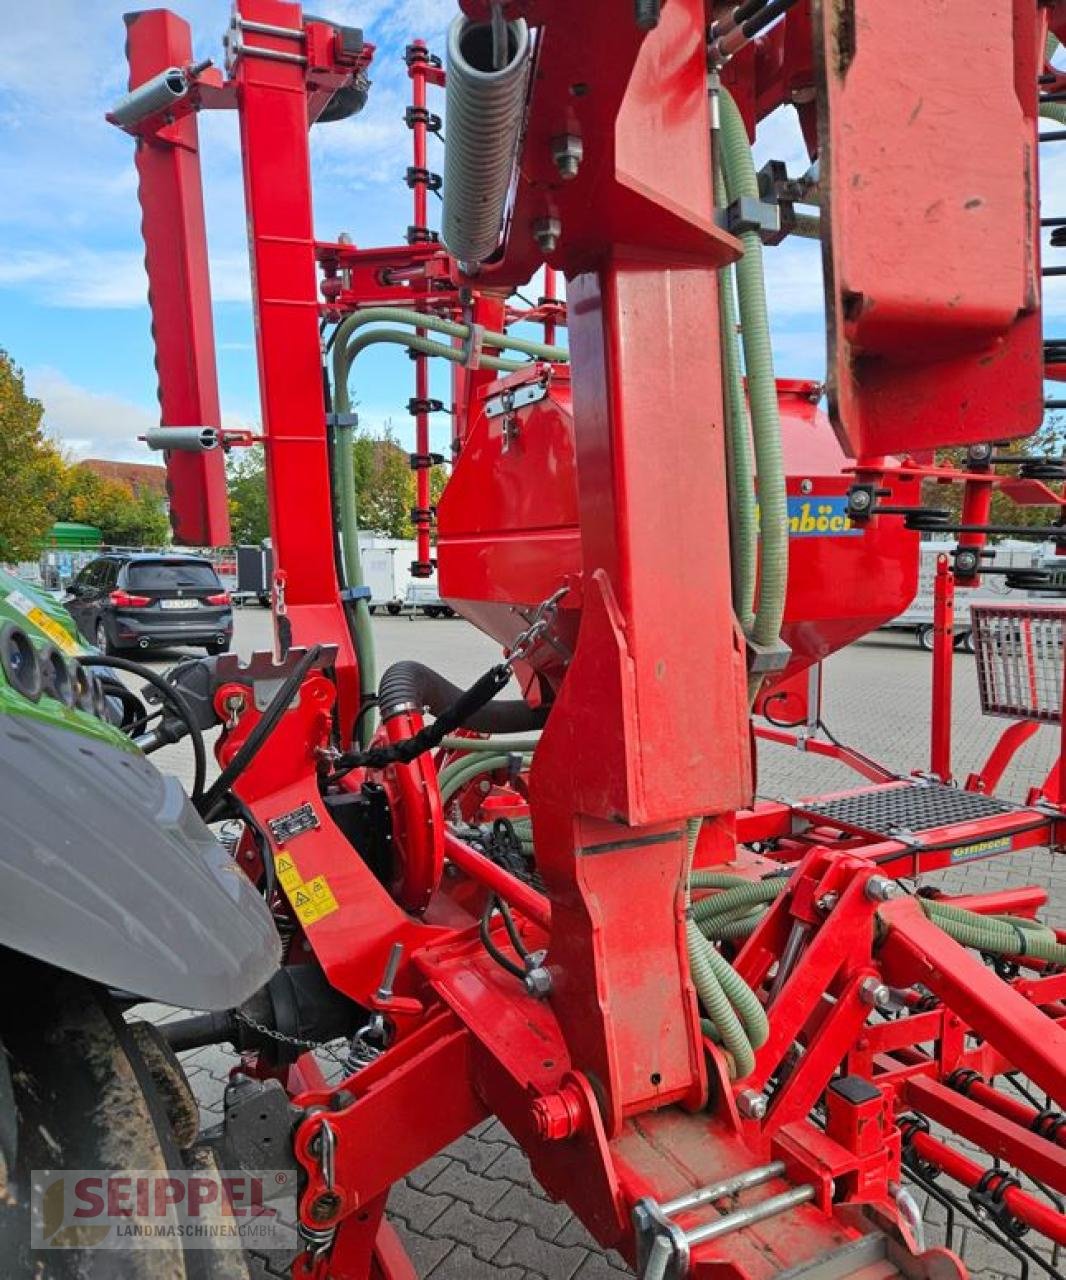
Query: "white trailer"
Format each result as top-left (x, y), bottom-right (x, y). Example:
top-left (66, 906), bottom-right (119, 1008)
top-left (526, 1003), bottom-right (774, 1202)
top-left (359, 538), bottom-right (415, 614)
top-left (882, 540), bottom-right (1060, 650)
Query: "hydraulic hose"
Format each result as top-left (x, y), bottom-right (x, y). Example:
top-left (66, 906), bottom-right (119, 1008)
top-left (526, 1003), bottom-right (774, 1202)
top-left (329, 334), bottom-right (378, 747)
top-left (327, 302), bottom-right (564, 748)
top-left (332, 307), bottom-right (569, 366)
top-left (344, 328), bottom-right (525, 373)
top-left (378, 660), bottom-right (547, 734)
top-left (331, 418), bottom-right (377, 747)
top-left (442, 13), bottom-right (532, 267)
top-left (439, 752), bottom-right (533, 805)
top-left (719, 87), bottom-right (789, 694)
top-left (439, 734), bottom-right (541, 754)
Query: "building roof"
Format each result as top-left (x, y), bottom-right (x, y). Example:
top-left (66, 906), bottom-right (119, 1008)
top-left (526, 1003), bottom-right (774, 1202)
top-left (79, 458), bottom-right (168, 499)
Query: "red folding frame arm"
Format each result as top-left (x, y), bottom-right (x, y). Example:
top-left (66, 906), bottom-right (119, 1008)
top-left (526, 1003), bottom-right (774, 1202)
top-left (123, 10), bottom-right (230, 546)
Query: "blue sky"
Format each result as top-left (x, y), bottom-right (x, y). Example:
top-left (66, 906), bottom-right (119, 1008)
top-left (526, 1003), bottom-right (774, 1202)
top-left (1, 3), bottom-right (1063, 464)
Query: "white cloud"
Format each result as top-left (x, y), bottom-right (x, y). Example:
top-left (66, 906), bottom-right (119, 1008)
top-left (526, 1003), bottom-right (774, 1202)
top-left (27, 366), bottom-right (254, 463)
top-left (28, 366), bottom-right (158, 461)
top-left (0, 248), bottom-right (251, 309)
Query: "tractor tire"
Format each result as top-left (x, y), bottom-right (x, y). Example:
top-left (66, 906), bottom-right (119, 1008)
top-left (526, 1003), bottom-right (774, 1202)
top-left (0, 953), bottom-right (251, 1280)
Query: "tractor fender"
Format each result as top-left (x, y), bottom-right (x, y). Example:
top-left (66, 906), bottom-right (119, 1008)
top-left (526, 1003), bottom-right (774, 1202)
top-left (0, 710), bottom-right (280, 1011)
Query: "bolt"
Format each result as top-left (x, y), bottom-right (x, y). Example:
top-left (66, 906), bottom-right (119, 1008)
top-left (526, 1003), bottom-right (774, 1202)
top-left (800, 478), bottom-right (814, 495)
top-left (532, 216), bottom-right (562, 255)
top-left (849, 488), bottom-right (872, 512)
top-left (309, 1191), bottom-right (342, 1223)
top-left (860, 977), bottom-right (892, 1008)
top-left (532, 1085), bottom-right (584, 1141)
top-left (524, 965), bottom-right (553, 998)
top-left (551, 134), bottom-right (583, 181)
top-left (865, 875), bottom-right (899, 903)
top-left (815, 892), bottom-right (839, 912)
top-left (736, 1089), bottom-right (768, 1120)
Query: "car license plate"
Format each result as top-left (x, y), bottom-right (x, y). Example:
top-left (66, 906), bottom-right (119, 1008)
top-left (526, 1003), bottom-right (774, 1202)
top-left (161, 598), bottom-right (199, 610)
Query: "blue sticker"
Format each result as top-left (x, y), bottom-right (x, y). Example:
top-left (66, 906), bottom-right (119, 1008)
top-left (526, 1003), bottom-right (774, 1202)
top-left (787, 496), bottom-right (859, 538)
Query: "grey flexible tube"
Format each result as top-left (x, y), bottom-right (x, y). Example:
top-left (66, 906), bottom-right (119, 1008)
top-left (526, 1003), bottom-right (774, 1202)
top-left (443, 14), bottom-right (532, 267)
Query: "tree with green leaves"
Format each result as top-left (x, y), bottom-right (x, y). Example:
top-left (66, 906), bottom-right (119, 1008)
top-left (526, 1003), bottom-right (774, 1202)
top-left (222, 427), bottom-right (450, 545)
top-left (926, 419), bottom-right (1066, 536)
top-left (0, 352), bottom-right (65, 560)
top-left (57, 466), bottom-right (169, 546)
top-left (227, 445), bottom-right (270, 544)
top-left (351, 421), bottom-right (450, 539)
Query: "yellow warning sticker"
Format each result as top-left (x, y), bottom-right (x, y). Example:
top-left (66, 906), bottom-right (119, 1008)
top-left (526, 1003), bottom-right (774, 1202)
top-left (28, 608), bottom-right (81, 655)
top-left (274, 852), bottom-right (302, 892)
top-left (5, 590), bottom-right (81, 656)
top-left (282, 872), bottom-right (340, 926)
top-left (306, 875), bottom-right (339, 912)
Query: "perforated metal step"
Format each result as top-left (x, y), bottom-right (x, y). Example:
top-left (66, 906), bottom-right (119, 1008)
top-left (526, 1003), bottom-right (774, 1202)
top-left (794, 781), bottom-right (1031, 840)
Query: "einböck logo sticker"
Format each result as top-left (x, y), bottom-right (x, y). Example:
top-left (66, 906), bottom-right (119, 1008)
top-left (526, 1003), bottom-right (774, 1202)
top-left (787, 496), bottom-right (858, 538)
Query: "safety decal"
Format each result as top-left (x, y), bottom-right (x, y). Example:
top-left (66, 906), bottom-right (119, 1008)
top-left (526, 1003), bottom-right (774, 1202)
top-left (5, 589), bottom-right (81, 655)
top-left (275, 850), bottom-right (340, 926)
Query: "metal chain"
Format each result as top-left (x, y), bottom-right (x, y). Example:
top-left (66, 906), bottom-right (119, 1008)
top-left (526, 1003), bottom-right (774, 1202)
top-left (233, 1009), bottom-right (351, 1067)
top-left (507, 586), bottom-right (568, 664)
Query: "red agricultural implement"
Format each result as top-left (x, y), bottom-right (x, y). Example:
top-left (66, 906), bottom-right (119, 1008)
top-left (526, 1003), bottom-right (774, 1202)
top-left (92, 1), bottom-right (1066, 1277)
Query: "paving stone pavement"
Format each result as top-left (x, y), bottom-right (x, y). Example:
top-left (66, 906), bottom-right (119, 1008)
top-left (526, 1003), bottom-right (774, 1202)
top-left (141, 617), bottom-right (1065, 1279)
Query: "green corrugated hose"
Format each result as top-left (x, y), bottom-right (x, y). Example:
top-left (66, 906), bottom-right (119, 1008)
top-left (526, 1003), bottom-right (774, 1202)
top-left (684, 819), bottom-right (769, 1079)
top-left (1044, 34), bottom-right (1066, 125)
top-left (716, 162), bottom-right (758, 636)
top-left (719, 87), bottom-right (789, 699)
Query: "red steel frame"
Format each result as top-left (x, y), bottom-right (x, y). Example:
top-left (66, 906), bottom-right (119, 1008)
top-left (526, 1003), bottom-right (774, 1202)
top-left (123, 10), bottom-right (230, 546)
top-left (115, 2), bottom-right (1066, 1278)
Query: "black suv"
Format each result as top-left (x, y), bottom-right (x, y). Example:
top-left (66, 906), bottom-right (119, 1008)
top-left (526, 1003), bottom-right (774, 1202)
top-left (64, 554), bottom-right (233, 655)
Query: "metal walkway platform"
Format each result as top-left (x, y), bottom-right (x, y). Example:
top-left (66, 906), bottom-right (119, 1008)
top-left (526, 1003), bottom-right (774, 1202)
top-left (793, 779), bottom-right (1041, 842)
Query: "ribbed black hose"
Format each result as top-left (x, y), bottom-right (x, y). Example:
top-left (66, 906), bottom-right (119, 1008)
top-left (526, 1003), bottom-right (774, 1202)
top-left (378, 661), bottom-right (547, 733)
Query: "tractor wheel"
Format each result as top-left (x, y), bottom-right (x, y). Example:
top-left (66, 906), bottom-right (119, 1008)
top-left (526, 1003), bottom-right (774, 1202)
top-left (0, 953), bottom-right (250, 1279)
top-left (954, 629), bottom-right (975, 654)
top-left (917, 625), bottom-right (935, 651)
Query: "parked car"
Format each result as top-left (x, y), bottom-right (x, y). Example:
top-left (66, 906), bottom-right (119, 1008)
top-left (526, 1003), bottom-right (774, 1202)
top-left (404, 578), bottom-right (455, 619)
top-left (64, 553), bottom-right (233, 655)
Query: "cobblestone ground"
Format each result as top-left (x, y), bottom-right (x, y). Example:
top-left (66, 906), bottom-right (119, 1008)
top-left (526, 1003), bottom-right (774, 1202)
top-left (142, 617), bottom-right (1065, 1279)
